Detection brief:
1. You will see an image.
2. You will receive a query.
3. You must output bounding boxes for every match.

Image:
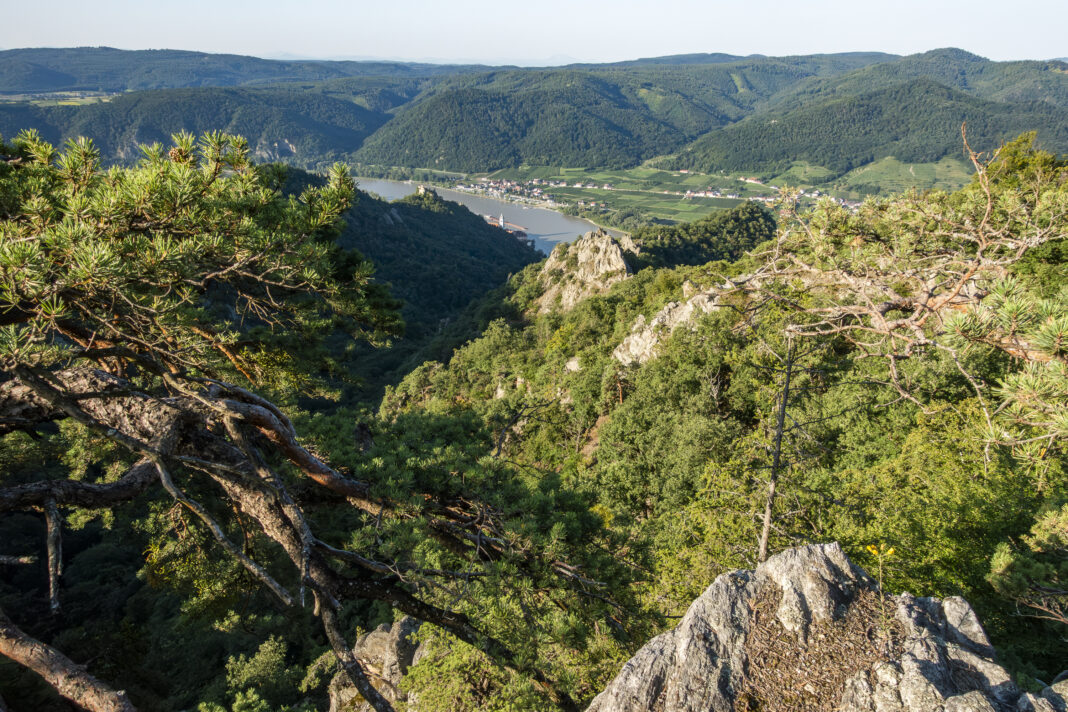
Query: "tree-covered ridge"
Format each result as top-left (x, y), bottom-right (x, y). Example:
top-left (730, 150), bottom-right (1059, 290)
top-left (769, 48), bottom-right (1068, 111)
top-left (672, 79), bottom-right (1068, 177)
top-left (339, 185), bottom-right (540, 338)
top-left (4, 47), bottom-right (1068, 194)
top-left (353, 50), bottom-right (1068, 174)
top-left (290, 76), bottom-right (431, 113)
top-left (328, 183), bottom-right (542, 396)
top-left (0, 47), bottom-right (485, 93)
top-left (0, 48), bottom-right (892, 96)
top-left (0, 88), bottom-right (392, 167)
top-left (630, 201), bottom-right (777, 268)
top-left (352, 56), bottom-right (903, 171)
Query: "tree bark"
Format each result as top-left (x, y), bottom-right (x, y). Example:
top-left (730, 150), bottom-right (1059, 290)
top-left (0, 606), bottom-right (136, 712)
top-left (45, 500), bottom-right (62, 615)
top-left (759, 340), bottom-right (794, 563)
top-left (0, 461), bottom-right (158, 513)
top-left (0, 367), bottom-right (579, 710)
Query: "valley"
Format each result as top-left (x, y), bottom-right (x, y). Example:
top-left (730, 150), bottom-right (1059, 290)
top-left (1, 41), bottom-right (1067, 712)
top-left (4, 47), bottom-right (1067, 224)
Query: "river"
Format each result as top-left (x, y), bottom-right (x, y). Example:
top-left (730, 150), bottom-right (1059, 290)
top-left (356, 178), bottom-right (623, 255)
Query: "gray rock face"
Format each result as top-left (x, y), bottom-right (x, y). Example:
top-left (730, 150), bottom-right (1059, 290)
top-left (536, 231), bottom-right (632, 313)
top-left (588, 544), bottom-right (1061, 712)
top-left (328, 616), bottom-right (423, 712)
top-left (612, 290), bottom-right (720, 365)
top-left (1041, 679), bottom-right (1068, 712)
top-left (612, 275), bottom-right (753, 366)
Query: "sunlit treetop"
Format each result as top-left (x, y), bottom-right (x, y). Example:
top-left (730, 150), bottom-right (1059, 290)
top-left (0, 129), bottom-right (400, 391)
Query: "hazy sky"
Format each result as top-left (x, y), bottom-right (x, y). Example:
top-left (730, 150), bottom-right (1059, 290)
top-left (2, 0), bottom-right (1065, 65)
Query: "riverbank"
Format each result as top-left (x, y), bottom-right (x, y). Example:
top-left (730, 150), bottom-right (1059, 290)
top-left (355, 177), bottom-right (626, 255)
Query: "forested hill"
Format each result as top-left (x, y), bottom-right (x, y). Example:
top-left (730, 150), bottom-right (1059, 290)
top-left (769, 48), bottom-right (1068, 111)
top-left (672, 78), bottom-right (1068, 177)
top-left (352, 54), bottom-right (899, 171)
top-left (3, 47), bottom-right (1068, 188)
top-left (282, 170), bottom-right (542, 393)
top-left (0, 47), bottom-right (484, 92)
top-left (565, 50), bottom-right (895, 68)
top-left (339, 184), bottom-right (540, 339)
top-left (0, 87), bottom-right (391, 164)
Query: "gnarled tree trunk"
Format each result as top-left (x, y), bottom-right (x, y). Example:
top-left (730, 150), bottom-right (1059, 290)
top-left (0, 606), bottom-right (136, 712)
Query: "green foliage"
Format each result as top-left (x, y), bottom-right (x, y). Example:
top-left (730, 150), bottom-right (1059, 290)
top-left (673, 79), bottom-right (1068, 178)
top-left (0, 47), bottom-right (475, 93)
top-left (947, 278), bottom-right (1068, 449)
top-left (0, 88), bottom-right (391, 170)
top-left (0, 128), bottom-right (401, 394)
top-left (631, 201), bottom-right (776, 267)
top-left (226, 636), bottom-right (303, 708)
top-left (989, 503), bottom-right (1068, 627)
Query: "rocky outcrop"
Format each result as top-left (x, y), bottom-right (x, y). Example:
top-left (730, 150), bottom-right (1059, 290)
top-left (588, 543), bottom-right (1067, 712)
top-left (329, 616), bottom-right (423, 712)
top-left (612, 285), bottom-right (721, 365)
top-left (536, 231), bottom-right (633, 313)
top-left (253, 137), bottom-right (298, 161)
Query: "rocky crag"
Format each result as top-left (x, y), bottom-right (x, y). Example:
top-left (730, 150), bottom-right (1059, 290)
top-left (613, 280), bottom-right (724, 365)
top-left (536, 230), bottom-right (634, 314)
top-left (588, 543), bottom-right (1068, 712)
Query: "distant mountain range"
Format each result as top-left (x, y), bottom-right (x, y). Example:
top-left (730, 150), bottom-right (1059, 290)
top-left (0, 47), bottom-right (489, 92)
top-left (2, 46), bottom-right (1067, 188)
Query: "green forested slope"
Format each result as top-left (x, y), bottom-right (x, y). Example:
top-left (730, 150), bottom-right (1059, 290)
top-left (272, 169), bottom-right (541, 397)
top-left (295, 76), bottom-right (430, 112)
top-left (353, 55), bottom-right (898, 170)
top-left (673, 79), bottom-right (1068, 177)
top-left (0, 46), bottom-right (481, 92)
top-left (596, 51), bottom-right (895, 68)
top-left (771, 48), bottom-right (1068, 110)
top-left (341, 187), bottom-right (540, 335)
top-left (0, 88), bottom-right (390, 165)
top-left (631, 201), bottom-right (777, 267)
top-left (381, 140), bottom-right (1068, 691)
top-left (4, 47), bottom-right (1068, 195)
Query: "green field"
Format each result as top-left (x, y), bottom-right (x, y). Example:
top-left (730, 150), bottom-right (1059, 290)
top-left (0, 91), bottom-right (116, 106)
top-left (768, 161), bottom-right (837, 185)
top-left (485, 166), bottom-right (776, 223)
top-left (489, 165), bottom-right (778, 194)
top-left (831, 156), bottom-right (975, 197)
top-left (547, 186), bottom-right (743, 223)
